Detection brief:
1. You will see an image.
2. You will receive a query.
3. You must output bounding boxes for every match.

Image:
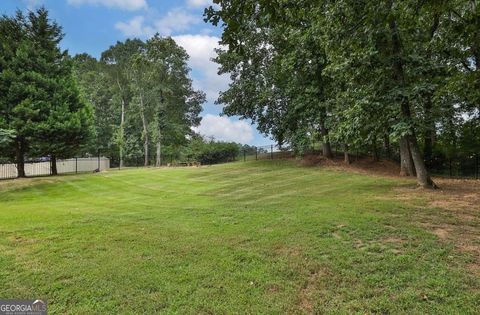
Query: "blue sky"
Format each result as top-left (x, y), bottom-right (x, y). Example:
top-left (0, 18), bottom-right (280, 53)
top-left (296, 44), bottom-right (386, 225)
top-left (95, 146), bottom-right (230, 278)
top-left (0, 0), bottom-right (272, 146)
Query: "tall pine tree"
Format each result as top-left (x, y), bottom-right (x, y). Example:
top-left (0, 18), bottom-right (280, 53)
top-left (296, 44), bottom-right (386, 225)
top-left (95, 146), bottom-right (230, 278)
top-left (0, 8), bottom-right (93, 177)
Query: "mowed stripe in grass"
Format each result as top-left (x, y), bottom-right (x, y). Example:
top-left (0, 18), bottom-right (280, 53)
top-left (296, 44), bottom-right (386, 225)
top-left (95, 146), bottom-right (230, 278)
top-left (0, 160), bottom-right (478, 314)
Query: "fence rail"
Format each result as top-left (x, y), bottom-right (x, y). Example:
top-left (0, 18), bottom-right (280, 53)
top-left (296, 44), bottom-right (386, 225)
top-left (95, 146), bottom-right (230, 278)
top-left (241, 144), bottom-right (480, 179)
top-left (0, 157), bottom-right (110, 180)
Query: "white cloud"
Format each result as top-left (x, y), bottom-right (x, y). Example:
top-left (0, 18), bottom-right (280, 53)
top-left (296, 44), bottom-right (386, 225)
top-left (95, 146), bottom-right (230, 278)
top-left (114, 11), bottom-right (229, 108)
top-left (172, 34), bottom-right (229, 102)
top-left (154, 9), bottom-right (199, 36)
top-left (186, 0), bottom-right (213, 8)
top-left (115, 9), bottom-right (199, 37)
top-left (115, 16), bottom-right (155, 37)
top-left (67, 0), bottom-right (147, 11)
top-left (194, 114), bottom-right (254, 144)
top-left (173, 34), bottom-right (219, 67)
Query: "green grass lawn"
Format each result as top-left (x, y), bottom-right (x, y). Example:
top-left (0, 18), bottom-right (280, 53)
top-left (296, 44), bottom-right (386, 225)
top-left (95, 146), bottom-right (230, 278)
top-left (0, 161), bottom-right (478, 314)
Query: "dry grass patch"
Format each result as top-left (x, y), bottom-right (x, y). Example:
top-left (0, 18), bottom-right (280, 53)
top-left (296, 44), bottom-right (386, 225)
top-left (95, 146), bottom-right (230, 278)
top-left (393, 178), bottom-right (480, 274)
top-left (298, 268), bottom-right (328, 314)
top-left (309, 156), bottom-right (480, 277)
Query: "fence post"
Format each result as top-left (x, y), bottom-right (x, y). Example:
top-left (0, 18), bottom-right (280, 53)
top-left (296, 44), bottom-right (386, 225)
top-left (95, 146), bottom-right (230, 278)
top-left (476, 153), bottom-right (479, 180)
top-left (244, 149), bottom-right (246, 162)
top-left (271, 145), bottom-right (273, 160)
top-left (75, 157), bottom-right (78, 174)
top-left (98, 151), bottom-right (101, 171)
top-left (255, 147), bottom-right (258, 161)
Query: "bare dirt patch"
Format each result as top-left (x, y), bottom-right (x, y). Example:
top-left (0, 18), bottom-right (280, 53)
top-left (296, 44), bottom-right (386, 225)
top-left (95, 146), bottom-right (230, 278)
top-left (421, 178), bottom-right (480, 211)
top-left (382, 236), bottom-right (406, 244)
top-left (394, 178), bottom-right (480, 224)
top-left (301, 154), bottom-right (402, 178)
top-left (432, 228), bottom-right (450, 240)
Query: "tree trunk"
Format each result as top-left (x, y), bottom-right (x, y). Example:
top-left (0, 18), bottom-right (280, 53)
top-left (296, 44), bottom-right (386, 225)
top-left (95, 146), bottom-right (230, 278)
top-left (156, 139), bottom-right (161, 167)
top-left (16, 139), bottom-right (26, 178)
top-left (388, 6), bottom-right (436, 188)
top-left (323, 142), bottom-right (333, 159)
top-left (320, 126), bottom-right (333, 158)
top-left (407, 134), bottom-right (437, 188)
top-left (383, 134), bottom-right (391, 159)
top-left (372, 138), bottom-right (379, 162)
top-left (344, 144), bottom-right (350, 164)
top-left (143, 133), bottom-right (148, 167)
top-left (139, 93), bottom-right (149, 167)
top-left (51, 155), bottom-right (58, 176)
top-left (119, 98), bottom-right (125, 168)
top-left (400, 137), bottom-right (415, 177)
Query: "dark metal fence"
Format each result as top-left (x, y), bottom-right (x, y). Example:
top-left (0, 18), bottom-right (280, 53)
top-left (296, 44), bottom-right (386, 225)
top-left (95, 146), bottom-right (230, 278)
top-left (240, 143), bottom-right (480, 179)
top-left (109, 142), bottom-right (243, 168)
top-left (0, 156), bottom-right (110, 180)
top-left (428, 154), bottom-right (479, 178)
top-left (240, 144), bottom-right (298, 162)
top-left (110, 153), bottom-right (238, 169)
top-left (14, 143), bottom-right (470, 180)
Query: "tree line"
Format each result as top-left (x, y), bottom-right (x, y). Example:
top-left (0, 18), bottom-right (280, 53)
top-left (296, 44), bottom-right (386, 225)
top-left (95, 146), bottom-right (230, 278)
top-left (205, 0), bottom-right (480, 188)
top-left (73, 36), bottom-right (205, 168)
top-left (0, 8), bottom-right (207, 177)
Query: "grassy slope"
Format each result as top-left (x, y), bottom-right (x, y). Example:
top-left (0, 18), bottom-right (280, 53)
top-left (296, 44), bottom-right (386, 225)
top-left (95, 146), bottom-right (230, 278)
top-left (0, 161), bottom-right (478, 314)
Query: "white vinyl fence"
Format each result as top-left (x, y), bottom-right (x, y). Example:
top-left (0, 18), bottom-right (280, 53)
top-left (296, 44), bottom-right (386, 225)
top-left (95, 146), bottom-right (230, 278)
top-left (0, 157), bottom-right (110, 180)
